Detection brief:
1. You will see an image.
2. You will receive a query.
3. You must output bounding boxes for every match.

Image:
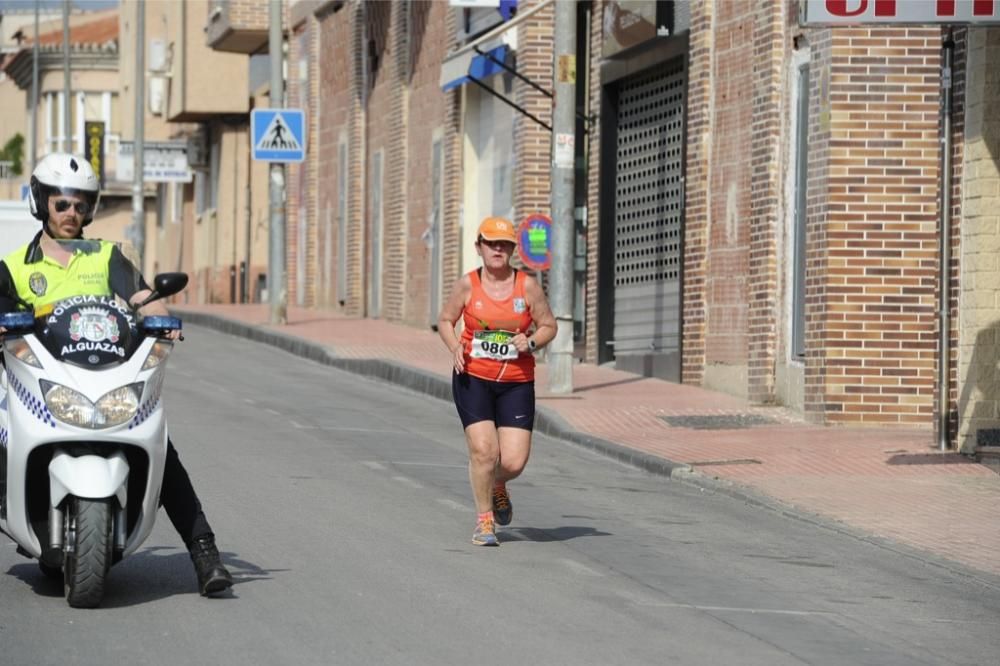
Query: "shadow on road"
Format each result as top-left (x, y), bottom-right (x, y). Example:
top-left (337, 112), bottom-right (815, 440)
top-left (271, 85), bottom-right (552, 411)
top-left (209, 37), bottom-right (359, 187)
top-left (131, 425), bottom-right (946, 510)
top-left (5, 562), bottom-right (63, 597)
top-left (6, 545), bottom-right (285, 608)
top-left (501, 525), bottom-right (612, 542)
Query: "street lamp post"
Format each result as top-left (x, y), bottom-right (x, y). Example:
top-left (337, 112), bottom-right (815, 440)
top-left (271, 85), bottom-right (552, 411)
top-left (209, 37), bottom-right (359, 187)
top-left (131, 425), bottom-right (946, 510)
top-left (131, 0), bottom-right (146, 268)
top-left (548, 0), bottom-right (577, 394)
top-left (268, 0), bottom-right (287, 325)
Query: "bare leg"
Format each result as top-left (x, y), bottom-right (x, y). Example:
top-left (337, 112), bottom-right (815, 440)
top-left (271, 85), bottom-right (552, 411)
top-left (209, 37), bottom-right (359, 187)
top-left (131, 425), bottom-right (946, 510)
top-left (495, 427), bottom-right (532, 484)
top-left (464, 421), bottom-right (500, 514)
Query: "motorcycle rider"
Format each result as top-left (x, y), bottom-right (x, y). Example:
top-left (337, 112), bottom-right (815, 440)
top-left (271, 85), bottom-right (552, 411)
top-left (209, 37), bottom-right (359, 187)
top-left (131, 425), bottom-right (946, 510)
top-left (0, 153), bottom-right (233, 597)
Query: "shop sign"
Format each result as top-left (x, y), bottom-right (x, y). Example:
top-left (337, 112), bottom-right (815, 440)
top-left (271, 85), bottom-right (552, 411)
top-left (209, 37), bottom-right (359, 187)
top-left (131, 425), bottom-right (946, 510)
top-left (117, 141), bottom-right (193, 183)
top-left (84, 121), bottom-right (105, 188)
top-left (801, 0), bottom-right (1000, 24)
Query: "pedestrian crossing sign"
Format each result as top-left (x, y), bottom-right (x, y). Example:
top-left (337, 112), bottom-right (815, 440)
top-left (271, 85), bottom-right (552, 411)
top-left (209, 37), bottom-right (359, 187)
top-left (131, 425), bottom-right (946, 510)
top-left (251, 108), bottom-right (306, 163)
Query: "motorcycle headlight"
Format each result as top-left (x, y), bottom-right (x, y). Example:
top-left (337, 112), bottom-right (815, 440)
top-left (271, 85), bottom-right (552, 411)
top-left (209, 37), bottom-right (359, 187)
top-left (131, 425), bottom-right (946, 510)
top-left (4, 338), bottom-right (41, 368)
top-left (41, 381), bottom-right (144, 429)
top-left (141, 340), bottom-right (173, 370)
top-left (95, 384), bottom-right (144, 427)
top-left (41, 381), bottom-right (95, 427)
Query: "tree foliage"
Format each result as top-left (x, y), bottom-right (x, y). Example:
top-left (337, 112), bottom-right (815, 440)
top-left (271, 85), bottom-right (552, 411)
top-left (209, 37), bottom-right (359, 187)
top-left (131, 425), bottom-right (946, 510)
top-left (0, 133), bottom-right (25, 176)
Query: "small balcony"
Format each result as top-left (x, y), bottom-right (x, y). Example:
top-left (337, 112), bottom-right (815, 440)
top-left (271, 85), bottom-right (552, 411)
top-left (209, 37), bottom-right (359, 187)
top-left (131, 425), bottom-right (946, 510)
top-left (205, 0), bottom-right (269, 55)
top-left (167, 0), bottom-right (250, 121)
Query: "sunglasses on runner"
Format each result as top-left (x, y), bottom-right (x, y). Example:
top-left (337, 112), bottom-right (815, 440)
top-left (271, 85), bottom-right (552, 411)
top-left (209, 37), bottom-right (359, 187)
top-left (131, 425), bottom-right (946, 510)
top-left (478, 237), bottom-right (515, 251)
top-left (52, 199), bottom-right (91, 215)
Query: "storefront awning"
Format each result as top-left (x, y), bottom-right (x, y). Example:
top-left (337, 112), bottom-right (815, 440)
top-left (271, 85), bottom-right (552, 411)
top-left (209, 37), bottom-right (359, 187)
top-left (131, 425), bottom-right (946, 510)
top-left (439, 0), bottom-right (552, 91)
top-left (440, 43), bottom-right (509, 91)
top-left (438, 0), bottom-right (585, 133)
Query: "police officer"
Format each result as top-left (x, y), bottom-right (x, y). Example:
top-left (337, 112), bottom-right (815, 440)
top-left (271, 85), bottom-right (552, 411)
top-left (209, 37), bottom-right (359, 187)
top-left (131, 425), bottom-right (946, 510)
top-left (0, 153), bottom-right (233, 596)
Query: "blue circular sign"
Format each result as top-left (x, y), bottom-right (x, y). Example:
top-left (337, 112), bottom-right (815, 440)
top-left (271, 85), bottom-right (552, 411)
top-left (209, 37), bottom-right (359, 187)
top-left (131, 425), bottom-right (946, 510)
top-left (517, 214), bottom-right (552, 271)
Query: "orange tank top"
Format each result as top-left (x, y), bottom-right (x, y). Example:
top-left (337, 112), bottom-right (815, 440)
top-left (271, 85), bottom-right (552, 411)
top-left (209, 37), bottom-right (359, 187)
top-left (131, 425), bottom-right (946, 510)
top-left (460, 268), bottom-right (535, 382)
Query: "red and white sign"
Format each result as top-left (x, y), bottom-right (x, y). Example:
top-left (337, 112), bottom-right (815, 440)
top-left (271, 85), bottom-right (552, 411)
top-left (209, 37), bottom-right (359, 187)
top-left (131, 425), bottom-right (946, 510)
top-left (802, 0), bottom-right (1000, 24)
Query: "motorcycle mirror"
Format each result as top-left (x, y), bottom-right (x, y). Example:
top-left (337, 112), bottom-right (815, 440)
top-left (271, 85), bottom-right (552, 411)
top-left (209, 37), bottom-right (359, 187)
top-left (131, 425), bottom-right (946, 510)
top-left (136, 272), bottom-right (189, 308)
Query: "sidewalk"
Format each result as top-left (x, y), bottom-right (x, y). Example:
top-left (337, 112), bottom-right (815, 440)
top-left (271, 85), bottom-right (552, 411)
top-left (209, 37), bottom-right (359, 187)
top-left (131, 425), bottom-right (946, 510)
top-left (175, 304), bottom-right (1000, 580)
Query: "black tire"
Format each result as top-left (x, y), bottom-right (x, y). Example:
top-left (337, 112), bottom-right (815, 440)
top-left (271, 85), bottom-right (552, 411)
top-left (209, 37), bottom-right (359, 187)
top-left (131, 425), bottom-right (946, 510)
top-left (63, 497), bottom-right (113, 608)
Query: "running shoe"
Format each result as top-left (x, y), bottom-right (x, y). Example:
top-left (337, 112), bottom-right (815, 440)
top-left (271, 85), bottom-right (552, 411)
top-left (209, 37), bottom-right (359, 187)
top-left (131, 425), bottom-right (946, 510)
top-left (492, 485), bottom-right (513, 526)
top-left (472, 517), bottom-right (499, 546)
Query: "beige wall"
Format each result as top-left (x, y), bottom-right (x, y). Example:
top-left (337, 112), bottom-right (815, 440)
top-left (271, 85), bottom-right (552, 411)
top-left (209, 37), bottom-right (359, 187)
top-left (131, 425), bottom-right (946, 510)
top-left (167, 0), bottom-right (248, 120)
top-left (118, 0), bottom-right (176, 144)
top-left (91, 195), bottom-right (143, 247)
top-left (183, 121), bottom-right (267, 304)
top-left (957, 27), bottom-right (1000, 453)
top-left (0, 74), bottom-right (27, 173)
top-left (38, 68), bottom-right (118, 95)
top-left (9, 68), bottom-right (120, 173)
top-left (0, 181), bottom-right (25, 200)
top-left (119, 0), bottom-right (253, 294)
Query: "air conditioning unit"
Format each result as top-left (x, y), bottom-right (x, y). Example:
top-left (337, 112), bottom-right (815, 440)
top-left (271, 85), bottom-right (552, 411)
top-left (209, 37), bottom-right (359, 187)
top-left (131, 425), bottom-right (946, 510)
top-left (602, 1), bottom-right (687, 59)
top-left (148, 77), bottom-right (165, 115)
top-left (149, 39), bottom-right (168, 73)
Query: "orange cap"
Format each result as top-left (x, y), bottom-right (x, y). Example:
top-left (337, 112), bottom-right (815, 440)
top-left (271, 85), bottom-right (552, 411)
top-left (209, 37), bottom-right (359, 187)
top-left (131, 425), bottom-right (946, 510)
top-left (477, 216), bottom-right (517, 243)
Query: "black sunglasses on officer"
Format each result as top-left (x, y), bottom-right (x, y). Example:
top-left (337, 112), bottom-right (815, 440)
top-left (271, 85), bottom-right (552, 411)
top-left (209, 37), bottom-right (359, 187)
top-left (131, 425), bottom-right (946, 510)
top-left (52, 198), bottom-right (91, 215)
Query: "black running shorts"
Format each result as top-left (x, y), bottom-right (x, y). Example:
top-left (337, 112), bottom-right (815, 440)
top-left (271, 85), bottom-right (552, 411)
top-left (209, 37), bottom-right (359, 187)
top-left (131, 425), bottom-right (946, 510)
top-left (452, 372), bottom-right (535, 431)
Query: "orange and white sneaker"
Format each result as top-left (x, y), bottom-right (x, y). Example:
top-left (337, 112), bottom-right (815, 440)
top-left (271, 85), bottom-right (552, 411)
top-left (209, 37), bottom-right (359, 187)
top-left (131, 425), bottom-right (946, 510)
top-left (472, 517), bottom-right (499, 546)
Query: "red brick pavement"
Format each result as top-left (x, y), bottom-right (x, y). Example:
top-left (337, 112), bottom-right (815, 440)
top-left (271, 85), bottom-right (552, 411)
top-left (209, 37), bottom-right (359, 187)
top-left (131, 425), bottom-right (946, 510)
top-left (176, 304), bottom-right (1000, 577)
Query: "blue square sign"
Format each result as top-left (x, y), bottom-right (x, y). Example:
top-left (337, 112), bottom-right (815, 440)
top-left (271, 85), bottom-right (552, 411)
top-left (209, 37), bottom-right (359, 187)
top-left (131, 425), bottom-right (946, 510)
top-left (251, 108), bottom-right (306, 163)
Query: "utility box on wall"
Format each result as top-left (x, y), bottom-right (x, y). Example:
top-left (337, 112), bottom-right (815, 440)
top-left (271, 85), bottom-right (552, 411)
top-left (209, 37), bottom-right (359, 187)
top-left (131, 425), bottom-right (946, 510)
top-left (602, 1), bottom-right (687, 59)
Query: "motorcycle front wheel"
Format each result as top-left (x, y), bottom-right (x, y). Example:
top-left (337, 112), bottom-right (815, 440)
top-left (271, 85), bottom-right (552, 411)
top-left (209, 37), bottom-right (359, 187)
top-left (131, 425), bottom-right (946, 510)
top-left (63, 497), bottom-right (113, 608)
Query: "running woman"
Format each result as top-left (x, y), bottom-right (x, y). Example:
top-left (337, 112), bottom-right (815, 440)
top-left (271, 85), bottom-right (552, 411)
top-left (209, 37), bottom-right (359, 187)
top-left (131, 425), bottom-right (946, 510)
top-left (437, 216), bottom-right (557, 546)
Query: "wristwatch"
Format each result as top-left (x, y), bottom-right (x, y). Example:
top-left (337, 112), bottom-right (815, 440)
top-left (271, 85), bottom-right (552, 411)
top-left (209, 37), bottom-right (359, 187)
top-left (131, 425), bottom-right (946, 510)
top-left (528, 337), bottom-right (537, 351)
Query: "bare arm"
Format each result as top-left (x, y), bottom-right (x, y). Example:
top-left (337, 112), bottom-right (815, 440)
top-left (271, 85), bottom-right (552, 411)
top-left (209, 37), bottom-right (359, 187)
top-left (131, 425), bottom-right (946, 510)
top-left (511, 275), bottom-right (557, 353)
top-left (437, 274), bottom-right (471, 373)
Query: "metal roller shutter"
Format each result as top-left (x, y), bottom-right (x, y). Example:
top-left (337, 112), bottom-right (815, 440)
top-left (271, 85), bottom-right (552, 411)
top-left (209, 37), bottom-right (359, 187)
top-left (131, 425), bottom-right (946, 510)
top-left (612, 57), bottom-right (686, 380)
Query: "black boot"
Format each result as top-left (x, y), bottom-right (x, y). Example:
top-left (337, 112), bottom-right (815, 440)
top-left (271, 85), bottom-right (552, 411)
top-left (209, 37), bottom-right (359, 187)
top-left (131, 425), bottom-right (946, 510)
top-left (189, 535), bottom-right (233, 596)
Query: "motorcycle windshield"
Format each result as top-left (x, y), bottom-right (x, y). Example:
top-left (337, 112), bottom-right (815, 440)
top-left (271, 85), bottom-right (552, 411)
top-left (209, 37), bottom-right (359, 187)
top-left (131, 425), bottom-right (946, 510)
top-left (35, 295), bottom-right (139, 368)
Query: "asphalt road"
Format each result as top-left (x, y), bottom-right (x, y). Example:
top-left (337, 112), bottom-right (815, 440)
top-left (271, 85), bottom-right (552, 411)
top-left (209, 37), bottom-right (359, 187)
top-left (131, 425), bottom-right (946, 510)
top-left (1, 325), bottom-right (998, 665)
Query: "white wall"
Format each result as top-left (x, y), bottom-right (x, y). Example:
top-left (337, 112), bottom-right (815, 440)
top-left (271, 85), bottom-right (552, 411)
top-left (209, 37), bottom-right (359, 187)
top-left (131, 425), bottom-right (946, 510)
top-left (0, 200), bottom-right (37, 258)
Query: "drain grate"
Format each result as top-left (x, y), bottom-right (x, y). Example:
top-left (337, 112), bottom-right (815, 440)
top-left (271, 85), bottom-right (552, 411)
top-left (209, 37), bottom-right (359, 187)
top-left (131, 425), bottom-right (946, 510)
top-left (661, 414), bottom-right (779, 430)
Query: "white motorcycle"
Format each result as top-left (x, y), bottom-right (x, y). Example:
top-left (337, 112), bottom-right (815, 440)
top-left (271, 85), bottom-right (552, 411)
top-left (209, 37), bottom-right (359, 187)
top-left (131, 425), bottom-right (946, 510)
top-left (0, 269), bottom-right (188, 608)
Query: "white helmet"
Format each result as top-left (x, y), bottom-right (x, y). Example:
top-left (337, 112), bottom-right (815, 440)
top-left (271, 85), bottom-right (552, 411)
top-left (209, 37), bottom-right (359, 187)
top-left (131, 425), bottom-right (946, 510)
top-left (29, 152), bottom-right (101, 226)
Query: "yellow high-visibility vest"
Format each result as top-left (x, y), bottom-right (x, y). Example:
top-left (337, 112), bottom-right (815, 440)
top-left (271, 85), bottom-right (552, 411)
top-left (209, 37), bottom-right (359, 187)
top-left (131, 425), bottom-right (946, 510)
top-left (2, 240), bottom-right (115, 310)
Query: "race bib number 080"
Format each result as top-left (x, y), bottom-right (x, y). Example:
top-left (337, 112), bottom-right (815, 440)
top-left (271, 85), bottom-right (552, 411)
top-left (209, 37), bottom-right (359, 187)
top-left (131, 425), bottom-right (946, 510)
top-left (471, 330), bottom-right (519, 361)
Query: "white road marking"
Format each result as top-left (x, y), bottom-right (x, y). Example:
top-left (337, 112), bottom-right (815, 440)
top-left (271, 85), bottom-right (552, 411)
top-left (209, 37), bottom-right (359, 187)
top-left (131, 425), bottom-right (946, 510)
top-left (392, 476), bottom-right (424, 489)
top-left (622, 591), bottom-right (999, 625)
top-left (435, 498), bottom-right (468, 512)
top-left (199, 379), bottom-right (231, 394)
top-left (629, 598), bottom-right (834, 616)
top-left (264, 408), bottom-right (281, 416)
top-left (558, 558), bottom-right (605, 577)
top-left (290, 420), bottom-right (315, 430)
top-left (317, 426), bottom-right (406, 434)
top-left (360, 461), bottom-right (386, 471)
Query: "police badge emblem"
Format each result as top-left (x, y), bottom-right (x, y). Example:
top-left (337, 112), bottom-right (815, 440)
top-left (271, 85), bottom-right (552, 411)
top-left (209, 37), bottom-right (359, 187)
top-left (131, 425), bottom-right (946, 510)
top-left (69, 307), bottom-right (121, 343)
top-left (28, 272), bottom-right (47, 296)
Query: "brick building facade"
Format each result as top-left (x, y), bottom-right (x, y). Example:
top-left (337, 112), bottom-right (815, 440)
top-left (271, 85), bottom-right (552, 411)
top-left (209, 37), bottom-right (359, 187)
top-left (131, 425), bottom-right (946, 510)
top-left (194, 1), bottom-right (999, 456)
